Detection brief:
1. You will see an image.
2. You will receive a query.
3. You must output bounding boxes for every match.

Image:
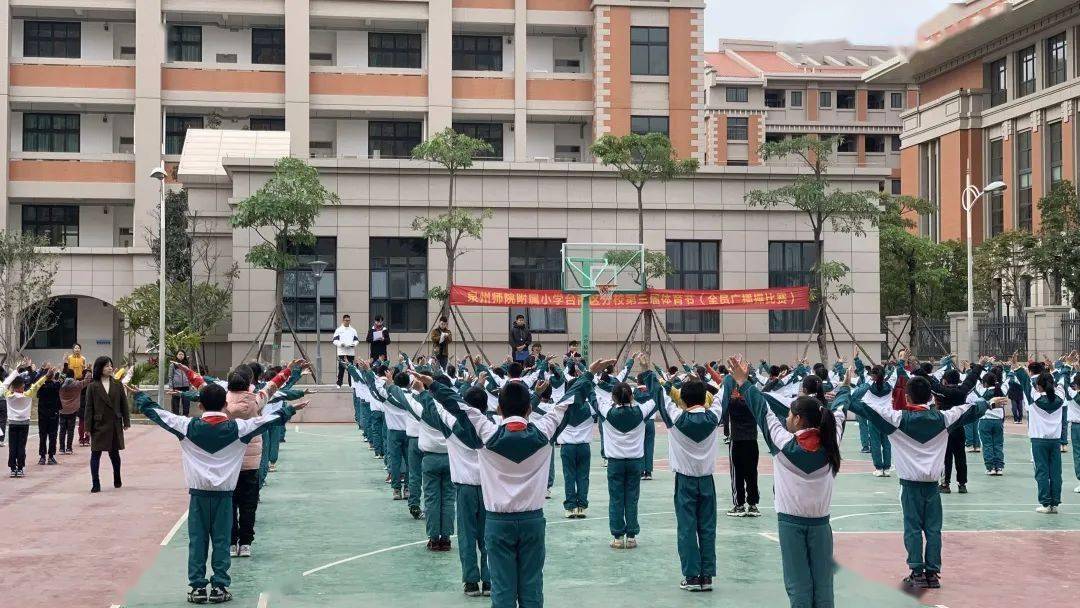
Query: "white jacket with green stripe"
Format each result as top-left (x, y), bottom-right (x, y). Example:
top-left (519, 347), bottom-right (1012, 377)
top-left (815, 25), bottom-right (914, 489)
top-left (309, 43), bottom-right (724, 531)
top-left (136, 393), bottom-right (298, 493)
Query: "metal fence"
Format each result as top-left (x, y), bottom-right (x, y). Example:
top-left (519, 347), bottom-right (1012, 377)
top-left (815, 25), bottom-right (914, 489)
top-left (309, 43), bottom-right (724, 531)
top-left (977, 316), bottom-right (1028, 359)
top-left (1064, 316), bottom-right (1080, 352)
top-left (914, 321), bottom-right (951, 359)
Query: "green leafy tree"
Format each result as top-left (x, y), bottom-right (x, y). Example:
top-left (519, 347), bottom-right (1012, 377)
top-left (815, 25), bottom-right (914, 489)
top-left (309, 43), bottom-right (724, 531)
top-left (230, 157), bottom-right (340, 361)
top-left (973, 230), bottom-right (1037, 316)
top-left (745, 136), bottom-right (880, 364)
top-left (591, 132), bottom-right (699, 355)
top-left (147, 189), bottom-right (193, 283)
top-left (412, 128), bottom-right (495, 314)
top-left (1030, 180), bottom-right (1080, 308)
top-left (0, 231), bottom-right (60, 363)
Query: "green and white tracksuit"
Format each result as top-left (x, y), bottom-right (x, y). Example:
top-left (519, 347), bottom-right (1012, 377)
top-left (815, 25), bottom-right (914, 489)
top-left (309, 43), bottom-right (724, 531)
top-left (848, 386), bottom-right (989, 575)
top-left (557, 375), bottom-right (596, 511)
top-left (1012, 368), bottom-right (1065, 507)
top-left (971, 383), bottom-right (1006, 472)
top-left (136, 393), bottom-right (297, 590)
top-left (402, 391), bottom-right (455, 540)
top-left (741, 380), bottom-right (848, 608)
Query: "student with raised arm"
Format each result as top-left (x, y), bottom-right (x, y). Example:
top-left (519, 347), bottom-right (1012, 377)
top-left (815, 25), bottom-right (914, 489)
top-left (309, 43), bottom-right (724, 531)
top-left (399, 370), bottom-right (456, 551)
top-left (974, 368), bottom-right (1008, 476)
top-left (556, 363), bottom-right (597, 519)
top-left (4, 361), bottom-right (50, 477)
top-left (644, 360), bottom-right (725, 592)
top-left (1011, 364), bottom-right (1067, 513)
top-left (432, 357), bottom-right (600, 608)
top-left (847, 371), bottom-right (1006, 590)
top-left (729, 356), bottom-right (845, 608)
top-left (125, 381), bottom-right (308, 604)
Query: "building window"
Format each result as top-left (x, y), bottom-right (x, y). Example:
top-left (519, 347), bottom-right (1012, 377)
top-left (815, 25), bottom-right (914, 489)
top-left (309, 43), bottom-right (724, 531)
top-left (250, 117), bottom-right (285, 131)
top-left (1049, 121), bottom-right (1063, 186)
top-left (23, 113), bottom-right (79, 153)
top-left (370, 237), bottom-right (428, 333)
top-left (1046, 32), bottom-right (1067, 88)
top-left (867, 90), bottom-right (885, 110)
top-left (167, 25), bottom-right (202, 62)
top-left (726, 159), bottom-right (748, 166)
top-left (890, 92), bottom-right (904, 109)
top-left (369, 121), bottom-right (422, 159)
top-left (369, 32), bottom-right (422, 69)
top-left (726, 87), bottom-right (748, 103)
top-left (988, 138), bottom-right (1004, 237)
top-left (819, 91), bottom-right (832, 108)
top-left (891, 135), bottom-right (901, 152)
top-left (1017, 130), bottom-right (1032, 231)
top-left (790, 91), bottom-right (803, 108)
top-left (666, 240), bottom-right (719, 334)
top-left (24, 21), bottom-right (80, 59)
top-left (726, 117), bottom-right (748, 141)
top-left (23, 297), bottom-right (77, 350)
top-left (865, 135), bottom-right (885, 153)
top-left (252, 28), bottom-right (285, 65)
top-left (509, 239), bottom-right (566, 333)
top-left (630, 27), bottom-right (668, 76)
top-left (22, 205), bottom-right (79, 247)
top-left (765, 89), bottom-right (786, 108)
top-left (452, 35), bottom-right (502, 71)
top-left (282, 237), bottom-right (337, 333)
top-left (630, 115), bottom-right (669, 136)
top-left (452, 122), bottom-right (503, 159)
top-left (1016, 45), bottom-right (1036, 97)
top-left (891, 179), bottom-right (902, 195)
top-left (765, 133), bottom-right (784, 144)
top-left (836, 136), bottom-right (856, 153)
top-left (165, 116), bottom-right (203, 155)
top-left (988, 57), bottom-right (1007, 107)
top-left (836, 90), bottom-right (856, 109)
top-left (769, 241), bottom-right (817, 333)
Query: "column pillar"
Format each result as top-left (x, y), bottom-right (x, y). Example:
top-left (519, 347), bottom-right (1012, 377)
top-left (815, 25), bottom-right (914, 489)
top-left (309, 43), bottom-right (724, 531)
top-left (0, 1), bottom-right (10, 231)
top-left (134, 0), bottom-right (164, 235)
top-left (513, 0), bottom-right (527, 161)
top-left (948, 310), bottom-right (988, 359)
top-left (285, 0), bottom-right (310, 158)
top-left (856, 134), bottom-right (866, 167)
top-left (1026, 305), bottom-right (1072, 357)
top-left (1030, 109), bottom-right (1044, 231)
top-left (428, 0), bottom-right (453, 133)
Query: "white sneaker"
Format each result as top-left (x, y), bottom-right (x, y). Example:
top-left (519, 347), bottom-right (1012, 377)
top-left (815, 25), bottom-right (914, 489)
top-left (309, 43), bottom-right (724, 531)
top-left (1035, 506), bottom-right (1056, 514)
top-left (610, 537), bottom-right (625, 549)
top-left (872, 469), bottom-right (885, 477)
top-left (238, 544), bottom-right (252, 557)
top-left (565, 510), bottom-right (575, 519)
top-left (1073, 484), bottom-right (1080, 493)
top-left (268, 463), bottom-right (277, 473)
top-left (985, 469), bottom-right (994, 475)
top-left (229, 544), bottom-right (239, 557)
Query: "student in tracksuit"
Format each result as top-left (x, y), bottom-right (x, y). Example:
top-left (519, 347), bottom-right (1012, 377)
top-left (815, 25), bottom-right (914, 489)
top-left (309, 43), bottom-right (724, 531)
top-left (131, 381), bottom-right (306, 604)
top-left (848, 372), bottom-right (1002, 590)
top-left (1012, 367), bottom-right (1066, 513)
top-left (734, 357), bottom-right (845, 608)
top-left (975, 370), bottom-right (1007, 475)
top-left (646, 365), bottom-right (725, 592)
top-left (591, 354), bottom-right (658, 548)
top-left (641, 386), bottom-right (657, 480)
top-left (432, 359), bottom-right (594, 608)
top-left (557, 368), bottom-right (597, 519)
top-left (404, 391), bottom-right (424, 517)
top-left (401, 373), bottom-right (456, 550)
top-left (381, 370), bottom-right (412, 501)
top-left (853, 360), bottom-right (895, 477)
top-left (1067, 370), bottom-right (1080, 494)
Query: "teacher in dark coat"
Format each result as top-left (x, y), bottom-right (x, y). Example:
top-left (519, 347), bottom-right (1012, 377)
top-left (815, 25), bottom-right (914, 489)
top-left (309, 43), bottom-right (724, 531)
top-left (85, 355), bottom-right (130, 493)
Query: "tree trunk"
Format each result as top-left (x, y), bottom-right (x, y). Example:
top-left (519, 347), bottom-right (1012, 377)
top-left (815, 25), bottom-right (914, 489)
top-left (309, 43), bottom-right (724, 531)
top-left (813, 225), bottom-right (828, 365)
top-left (907, 256), bottom-right (918, 354)
top-left (271, 268), bottom-right (284, 365)
top-left (637, 185), bottom-right (653, 358)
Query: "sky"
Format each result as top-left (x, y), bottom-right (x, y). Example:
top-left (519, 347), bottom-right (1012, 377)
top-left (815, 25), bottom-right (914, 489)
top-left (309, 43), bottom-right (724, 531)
top-left (705, 0), bottom-right (954, 50)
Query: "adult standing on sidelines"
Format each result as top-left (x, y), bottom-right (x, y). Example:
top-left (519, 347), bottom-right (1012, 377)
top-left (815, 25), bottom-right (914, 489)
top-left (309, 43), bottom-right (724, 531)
top-left (85, 356), bottom-right (130, 493)
top-left (64, 344), bottom-right (87, 381)
top-left (334, 315), bottom-right (360, 387)
top-left (429, 316), bottom-right (453, 367)
top-left (510, 314), bottom-right (531, 364)
top-left (366, 315), bottom-right (391, 362)
top-left (169, 350), bottom-right (192, 415)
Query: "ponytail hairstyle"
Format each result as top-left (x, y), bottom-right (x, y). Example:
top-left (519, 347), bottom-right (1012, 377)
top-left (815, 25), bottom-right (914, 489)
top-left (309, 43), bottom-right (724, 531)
top-left (611, 382), bottom-right (633, 405)
top-left (869, 364), bottom-right (887, 391)
top-left (790, 396), bottom-right (841, 475)
top-left (1035, 372), bottom-right (1057, 401)
top-left (800, 375), bottom-right (826, 405)
top-left (813, 363), bottom-right (829, 382)
top-left (981, 371), bottom-right (1004, 398)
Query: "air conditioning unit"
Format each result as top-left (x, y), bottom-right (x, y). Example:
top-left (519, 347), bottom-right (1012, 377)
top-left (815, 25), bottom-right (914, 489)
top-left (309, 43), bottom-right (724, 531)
top-left (216, 53), bottom-right (238, 64)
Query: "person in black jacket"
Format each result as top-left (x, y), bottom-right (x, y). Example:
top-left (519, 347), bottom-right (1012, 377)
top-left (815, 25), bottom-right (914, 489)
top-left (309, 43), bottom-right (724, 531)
top-left (509, 314), bottom-right (531, 363)
top-left (365, 315), bottom-right (391, 361)
top-left (723, 386), bottom-right (761, 517)
top-left (925, 359), bottom-right (984, 494)
top-left (36, 370), bottom-right (64, 465)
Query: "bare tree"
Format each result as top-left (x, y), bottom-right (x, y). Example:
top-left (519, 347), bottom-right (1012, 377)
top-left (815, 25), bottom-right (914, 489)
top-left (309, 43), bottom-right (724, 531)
top-left (0, 231), bottom-right (60, 364)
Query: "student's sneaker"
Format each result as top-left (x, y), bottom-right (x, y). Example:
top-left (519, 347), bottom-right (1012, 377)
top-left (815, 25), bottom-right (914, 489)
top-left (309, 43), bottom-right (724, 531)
top-left (957, 484), bottom-right (968, 494)
top-left (38, 457), bottom-right (46, 465)
top-left (726, 505), bottom-right (746, 517)
top-left (601, 459), bottom-right (608, 468)
top-left (268, 463), bottom-right (277, 473)
top-left (680, 576), bottom-right (701, 591)
top-left (872, 469), bottom-right (885, 477)
top-left (923, 572), bottom-right (941, 589)
top-left (207, 586), bottom-right (232, 604)
top-left (410, 505), bottom-right (423, 519)
top-left (973, 446), bottom-right (981, 453)
top-left (860, 448), bottom-right (871, 453)
top-left (1074, 484), bottom-right (1080, 493)
top-left (440, 538), bottom-right (452, 551)
top-left (392, 489), bottom-right (403, 500)
top-left (238, 545), bottom-right (251, 558)
top-left (938, 484), bottom-right (951, 494)
top-left (576, 507), bottom-right (587, 519)
top-left (545, 488), bottom-right (551, 499)
top-left (994, 469), bottom-right (1004, 476)
top-left (90, 482), bottom-right (101, 492)
top-left (229, 544), bottom-right (239, 557)
top-left (565, 510), bottom-right (575, 519)
top-left (187, 586), bottom-right (210, 604)
top-left (1035, 505), bottom-right (1054, 514)
top-left (902, 570), bottom-right (925, 589)
top-left (625, 537), bottom-right (638, 549)
top-left (9, 469), bottom-right (16, 478)
top-left (610, 536), bottom-right (625, 549)
top-left (403, 489), bottom-right (410, 500)
top-left (385, 474), bottom-right (391, 484)
top-left (426, 539), bottom-right (438, 551)
top-left (481, 582), bottom-right (491, 596)
top-left (746, 505), bottom-right (762, 517)
top-left (47, 456), bottom-right (58, 465)
top-left (463, 582), bottom-right (481, 597)
top-left (642, 472), bottom-right (653, 481)
top-left (699, 576), bottom-right (713, 592)
top-left (17, 469), bottom-right (25, 478)
top-left (985, 469), bottom-right (994, 475)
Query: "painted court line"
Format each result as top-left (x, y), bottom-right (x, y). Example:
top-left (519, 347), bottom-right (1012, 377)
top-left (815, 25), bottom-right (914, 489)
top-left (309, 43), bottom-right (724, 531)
top-left (161, 510), bottom-right (189, 546)
top-left (257, 592), bottom-right (269, 608)
top-left (303, 540), bottom-right (430, 576)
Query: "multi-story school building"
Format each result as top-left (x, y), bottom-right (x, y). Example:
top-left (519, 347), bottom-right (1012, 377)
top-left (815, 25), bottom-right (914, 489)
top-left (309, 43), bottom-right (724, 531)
top-left (1, 0), bottom-right (900, 376)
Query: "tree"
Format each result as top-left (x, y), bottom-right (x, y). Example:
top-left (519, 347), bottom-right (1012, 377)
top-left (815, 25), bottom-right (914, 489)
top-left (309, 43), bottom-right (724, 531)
top-left (1030, 180), bottom-right (1080, 308)
top-left (230, 157), bottom-right (339, 362)
top-left (591, 132), bottom-right (699, 355)
top-left (744, 136), bottom-right (880, 364)
top-left (411, 128), bottom-right (496, 314)
top-left (879, 194), bottom-right (966, 350)
top-left (0, 231), bottom-right (60, 364)
top-left (147, 189), bottom-right (193, 283)
top-left (973, 230), bottom-right (1037, 317)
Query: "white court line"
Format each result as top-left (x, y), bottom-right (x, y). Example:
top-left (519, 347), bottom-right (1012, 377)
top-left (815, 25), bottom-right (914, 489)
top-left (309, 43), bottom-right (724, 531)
top-left (161, 510), bottom-right (189, 546)
top-left (831, 528), bottom-right (1080, 535)
top-left (257, 592), bottom-right (269, 608)
top-left (302, 540), bottom-right (430, 576)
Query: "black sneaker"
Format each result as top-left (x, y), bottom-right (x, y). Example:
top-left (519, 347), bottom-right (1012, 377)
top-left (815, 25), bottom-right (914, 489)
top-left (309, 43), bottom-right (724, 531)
top-left (680, 576), bottom-right (701, 591)
top-left (208, 586), bottom-right (232, 603)
top-left (957, 484), bottom-right (967, 494)
top-left (47, 456), bottom-right (58, 465)
top-left (410, 505), bottom-right (422, 519)
top-left (38, 457), bottom-right (46, 465)
top-left (9, 469), bottom-right (16, 478)
top-left (902, 570), bottom-right (925, 589)
top-left (642, 472), bottom-right (652, 480)
top-left (938, 484), bottom-right (951, 494)
top-left (699, 576), bottom-right (713, 591)
top-left (91, 482), bottom-right (101, 493)
top-left (746, 505), bottom-right (761, 517)
top-left (725, 505), bottom-right (746, 517)
top-left (924, 572), bottom-right (941, 588)
top-left (16, 469), bottom-right (24, 477)
top-left (463, 582), bottom-right (481, 597)
top-left (187, 587), bottom-right (209, 604)
top-left (481, 582), bottom-right (491, 596)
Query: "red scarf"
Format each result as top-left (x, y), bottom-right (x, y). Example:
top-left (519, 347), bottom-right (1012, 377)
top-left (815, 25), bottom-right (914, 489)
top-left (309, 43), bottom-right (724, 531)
top-left (795, 428), bottom-right (821, 452)
top-left (506, 420), bottom-right (527, 432)
top-left (201, 412), bottom-right (229, 426)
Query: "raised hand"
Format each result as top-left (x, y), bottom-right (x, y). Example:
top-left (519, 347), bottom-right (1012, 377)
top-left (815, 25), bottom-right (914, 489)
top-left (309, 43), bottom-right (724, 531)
top-left (292, 399), bottom-right (311, 411)
top-left (727, 355), bottom-right (749, 385)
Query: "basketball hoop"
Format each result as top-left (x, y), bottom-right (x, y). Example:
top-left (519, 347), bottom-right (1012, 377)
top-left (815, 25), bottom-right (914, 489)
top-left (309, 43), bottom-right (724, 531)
top-left (595, 282), bottom-right (618, 304)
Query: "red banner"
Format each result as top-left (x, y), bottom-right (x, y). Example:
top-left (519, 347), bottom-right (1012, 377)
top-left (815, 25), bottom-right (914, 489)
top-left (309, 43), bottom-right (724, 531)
top-left (449, 285), bottom-right (810, 310)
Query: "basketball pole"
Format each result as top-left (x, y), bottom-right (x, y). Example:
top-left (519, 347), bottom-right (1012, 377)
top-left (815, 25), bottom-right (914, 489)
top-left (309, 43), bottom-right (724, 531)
top-left (581, 294), bottom-right (592, 363)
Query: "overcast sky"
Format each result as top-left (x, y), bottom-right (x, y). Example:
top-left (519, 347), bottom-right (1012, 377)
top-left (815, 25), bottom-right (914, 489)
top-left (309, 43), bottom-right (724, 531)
top-left (705, 0), bottom-right (953, 50)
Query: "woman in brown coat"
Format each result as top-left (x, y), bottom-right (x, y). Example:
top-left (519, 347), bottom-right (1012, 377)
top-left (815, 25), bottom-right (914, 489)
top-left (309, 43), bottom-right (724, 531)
top-left (85, 356), bottom-right (130, 493)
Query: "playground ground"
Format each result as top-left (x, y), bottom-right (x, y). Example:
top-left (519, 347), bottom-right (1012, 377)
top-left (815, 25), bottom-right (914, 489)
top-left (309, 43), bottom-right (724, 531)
top-left (3, 419), bottom-right (1078, 608)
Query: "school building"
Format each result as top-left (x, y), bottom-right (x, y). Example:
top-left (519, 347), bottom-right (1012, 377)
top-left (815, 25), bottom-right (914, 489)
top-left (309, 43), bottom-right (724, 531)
top-left (0, 0), bottom-right (901, 377)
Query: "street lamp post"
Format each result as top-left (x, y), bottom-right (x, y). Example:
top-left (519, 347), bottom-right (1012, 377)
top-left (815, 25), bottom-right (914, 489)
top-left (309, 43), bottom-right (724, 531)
top-left (310, 260), bottom-right (329, 383)
top-left (150, 166), bottom-right (168, 405)
top-left (962, 179), bottom-right (1007, 362)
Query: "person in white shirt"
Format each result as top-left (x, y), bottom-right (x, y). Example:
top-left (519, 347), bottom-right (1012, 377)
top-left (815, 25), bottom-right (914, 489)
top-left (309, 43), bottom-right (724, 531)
top-left (332, 314), bottom-right (360, 387)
